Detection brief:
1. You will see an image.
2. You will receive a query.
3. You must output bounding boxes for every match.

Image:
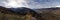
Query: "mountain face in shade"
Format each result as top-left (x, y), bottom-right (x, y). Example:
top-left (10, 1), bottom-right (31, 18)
top-left (9, 7), bottom-right (33, 12)
top-left (0, 6), bottom-right (38, 17)
top-left (8, 7), bottom-right (37, 16)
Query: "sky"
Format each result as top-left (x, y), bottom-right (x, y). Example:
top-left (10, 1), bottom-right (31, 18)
top-left (0, 0), bottom-right (60, 9)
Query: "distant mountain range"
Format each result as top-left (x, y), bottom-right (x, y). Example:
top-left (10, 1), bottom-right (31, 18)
top-left (33, 7), bottom-right (60, 13)
top-left (0, 6), bottom-right (60, 14)
top-left (8, 7), bottom-right (34, 13)
top-left (7, 7), bottom-right (40, 17)
top-left (0, 6), bottom-right (36, 15)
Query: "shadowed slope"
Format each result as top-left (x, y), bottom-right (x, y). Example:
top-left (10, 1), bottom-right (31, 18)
top-left (0, 6), bottom-right (42, 20)
top-left (0, 6), bottom-right (16, 14)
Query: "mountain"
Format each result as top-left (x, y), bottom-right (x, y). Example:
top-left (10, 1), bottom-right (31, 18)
top-left (0, 6), bottom-right (37, 15)
top-left (6, 7), bottom-right (37, 15)
top-left (34, 7), bottom-right (60, 13)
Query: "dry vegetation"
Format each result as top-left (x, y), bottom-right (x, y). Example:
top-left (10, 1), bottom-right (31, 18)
top-left (0, 6), bottom-right (41, 20)
top-left (0, 6), bottom-right (26, 20)
top-left (40, 9), bottom-right (60, 20)
top-left (0, 6), bottom-right (60, 20)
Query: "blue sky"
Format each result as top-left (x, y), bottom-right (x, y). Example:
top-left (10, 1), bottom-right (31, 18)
top-left (26, 0), bottom-right (60, 9)
top-left (0, 0), bottom-right (60, 9)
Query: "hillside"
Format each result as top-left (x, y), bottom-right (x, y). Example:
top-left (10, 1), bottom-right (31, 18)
top-left (34, 7), bottom-right (60, 20)
top-left (34, 7), bottom-right (60, 13)
top-left (0, 6), bottom-right (41, 20)
top-left (1, 6), bottom-right (60, 20)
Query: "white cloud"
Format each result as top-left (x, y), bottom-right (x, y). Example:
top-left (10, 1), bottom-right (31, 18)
top-left (2, 0), bottom-right (29, 8)
top-left (26, 0), bottom-right (60, 9)
top-left (0, 0), bottom-right (60, 9)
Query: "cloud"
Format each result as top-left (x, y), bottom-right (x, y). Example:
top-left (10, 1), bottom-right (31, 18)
top-left (26, 0), bottom-right (60, 9)
top-left (2, 0), bottom-right (30, 8)
top-left (0, 0), bottom-right (60, 9)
